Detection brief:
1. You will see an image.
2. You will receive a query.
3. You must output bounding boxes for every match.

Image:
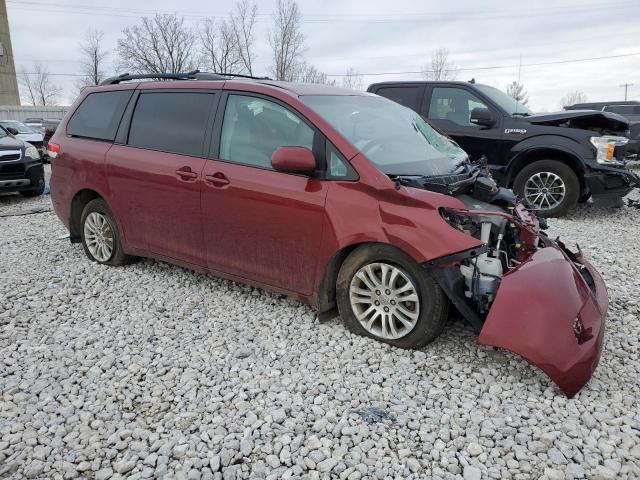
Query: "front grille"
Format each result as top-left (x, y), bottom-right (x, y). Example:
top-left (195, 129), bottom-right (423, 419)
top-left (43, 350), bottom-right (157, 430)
top-left (0, 150), bottom-right (22, 162)
top-left (0, 163), bottom-right (26, 176)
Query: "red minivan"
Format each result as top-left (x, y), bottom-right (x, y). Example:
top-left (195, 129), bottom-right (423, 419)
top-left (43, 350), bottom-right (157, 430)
top-left (49, 72), bottom-right (608, 397)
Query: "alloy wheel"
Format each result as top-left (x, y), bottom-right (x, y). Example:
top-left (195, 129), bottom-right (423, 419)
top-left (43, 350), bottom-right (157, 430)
top-left (524, 171), bottom-right (566, 210)
top-left (83, 212), bottom-right (114, 262)
top-left (349, 262), bottom-right (420, 340)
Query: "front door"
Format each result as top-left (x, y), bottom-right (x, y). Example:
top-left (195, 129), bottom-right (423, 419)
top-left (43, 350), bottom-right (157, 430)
top-left (106, 90), bottom-right (218, 265)
top-left (425, 86), bottom-right (503, 161)
top-left (201, 94), bottom-right (328, 295)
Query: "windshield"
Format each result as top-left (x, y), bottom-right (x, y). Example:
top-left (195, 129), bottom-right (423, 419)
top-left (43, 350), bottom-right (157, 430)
top-left (475, 85), bottom-right (534, 116)
top-left (1, 121), bottom-right (37, 134)
top-left (301, 95), bottom-right (468, 176)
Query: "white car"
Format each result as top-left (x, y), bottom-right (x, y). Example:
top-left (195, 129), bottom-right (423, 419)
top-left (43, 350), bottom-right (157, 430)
top-left (0, 120), bottom-right (44, 152)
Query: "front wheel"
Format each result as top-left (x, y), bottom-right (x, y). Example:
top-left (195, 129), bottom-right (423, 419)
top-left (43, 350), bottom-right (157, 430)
top-left (336, 244), bottom-right (448, 350)
top-left (513, 160), bottom-right (580, 217)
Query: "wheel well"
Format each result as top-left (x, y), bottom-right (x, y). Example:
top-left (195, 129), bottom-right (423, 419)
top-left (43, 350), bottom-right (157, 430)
top-left (507, 149), bottom-right (586, 192)
top-left (317, 242), bottom-right (373, 314)
top-left (69, 189), bottom-right (102, 243)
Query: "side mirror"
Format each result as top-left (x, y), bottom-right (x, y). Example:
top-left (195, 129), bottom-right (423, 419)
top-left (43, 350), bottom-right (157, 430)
top-left (271, 146), bottom-right (316, 174)
top-left (470, 107), bottom-right (496, 128)
top-left (6, 127), bottom-right (19, 135)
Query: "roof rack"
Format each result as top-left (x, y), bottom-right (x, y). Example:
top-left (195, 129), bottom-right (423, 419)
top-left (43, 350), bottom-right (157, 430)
top-left (100, 70), bottom-right (271, 85)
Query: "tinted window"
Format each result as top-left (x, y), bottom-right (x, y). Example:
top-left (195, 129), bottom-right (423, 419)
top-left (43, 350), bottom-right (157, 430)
top-left (128, 92), bottom-right (215, 156)
top-left (375, 86), bottom-right (422, 111)
top-left (429, 87), bottom-right (490, 127)
top-left (67, 91), bottom-right (132, 141)
top-left (220, 95), bottom-right (314, 169)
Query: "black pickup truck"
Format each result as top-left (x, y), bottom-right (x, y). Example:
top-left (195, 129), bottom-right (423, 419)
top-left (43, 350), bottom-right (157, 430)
top-left (0, 125), bottom-right (45, 197)
top-left (368, 80), bottom-right (640, 216)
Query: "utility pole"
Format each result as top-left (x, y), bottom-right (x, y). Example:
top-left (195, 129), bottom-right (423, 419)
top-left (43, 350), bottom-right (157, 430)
top-left (620, 83), bottom-right (634, 101)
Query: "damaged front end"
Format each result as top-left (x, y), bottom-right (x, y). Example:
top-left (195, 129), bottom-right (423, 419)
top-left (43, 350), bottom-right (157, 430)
top-left (422, 173), bottom-right (608, 397)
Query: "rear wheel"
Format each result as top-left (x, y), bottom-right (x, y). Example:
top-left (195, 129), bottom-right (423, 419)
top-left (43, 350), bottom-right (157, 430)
top-left (336, 244), bottom-right (448, 350)
top-left (513, 160), bottom-right (580, 217)
top-left (80, 198), bottom-right (130, 266)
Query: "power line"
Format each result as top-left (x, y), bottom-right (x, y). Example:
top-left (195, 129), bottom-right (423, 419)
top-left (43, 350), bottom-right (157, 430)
top-left (324, 52), bottom-right (640, 77)
top-left (6, 0), bottom-right (639, 22)
top-left (14, 51), bottom-right (640, 78)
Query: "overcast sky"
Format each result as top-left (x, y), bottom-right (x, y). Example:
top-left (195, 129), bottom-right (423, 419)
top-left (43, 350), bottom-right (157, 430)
top-left (6, 0), bottom-right (640, 111)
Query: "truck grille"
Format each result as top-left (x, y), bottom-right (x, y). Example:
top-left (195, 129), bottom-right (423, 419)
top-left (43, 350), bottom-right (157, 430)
top-left (0, 150), bottom-right (22, 162)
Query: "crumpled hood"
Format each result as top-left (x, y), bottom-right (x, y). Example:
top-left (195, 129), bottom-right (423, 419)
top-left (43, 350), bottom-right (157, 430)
top-left (526, 110), bottom-right (629, 133)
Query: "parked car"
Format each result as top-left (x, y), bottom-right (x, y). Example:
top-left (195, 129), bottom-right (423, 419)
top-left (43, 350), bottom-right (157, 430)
top-left (0, 125), bottom-right (45, 197)
top-left (0, 120), bottom-right (45, 154)
top-left (566, 102), bottom-right (640, 158)
top-left (23, 117), bottom-right (43, 130)
top-left (41, 118), bottom-right (61, 147)
top-left (49, 72), bottom-right (608, 397)
top-left (368, 81), bottom-right (640, 217)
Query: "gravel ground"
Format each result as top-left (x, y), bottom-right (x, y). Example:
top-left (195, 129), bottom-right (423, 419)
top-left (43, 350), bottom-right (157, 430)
top-left (1, 167), bottom-right (639, 480)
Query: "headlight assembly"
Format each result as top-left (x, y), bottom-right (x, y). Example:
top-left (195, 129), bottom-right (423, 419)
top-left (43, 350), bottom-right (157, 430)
top-left (589, 136), bottom-right (628, 164)
top-left (25, 145), bottom-right (40, 160)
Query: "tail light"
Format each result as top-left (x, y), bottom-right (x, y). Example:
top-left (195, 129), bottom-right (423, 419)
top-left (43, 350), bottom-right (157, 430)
top-left (47, 142), bottom-right (60, 159)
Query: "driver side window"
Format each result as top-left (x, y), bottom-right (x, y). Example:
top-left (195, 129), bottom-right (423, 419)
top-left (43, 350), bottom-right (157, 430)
top-left (429, 87), bottom-right (489, 127)
top-left (220, 95), bottom-right (315, 169)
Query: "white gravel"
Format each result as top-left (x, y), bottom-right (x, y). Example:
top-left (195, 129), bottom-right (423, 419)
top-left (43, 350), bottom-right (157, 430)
top-left (1, 167), bottom-right (639, 479)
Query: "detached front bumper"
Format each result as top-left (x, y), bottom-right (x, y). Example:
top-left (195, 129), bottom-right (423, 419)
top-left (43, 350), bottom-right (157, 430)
top-left (584, 164), bottom-right (640, 198)
top-left (477, 242), bottom-right (607, 398)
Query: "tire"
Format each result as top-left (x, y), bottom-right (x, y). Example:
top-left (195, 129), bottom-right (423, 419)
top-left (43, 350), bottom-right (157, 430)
top-left (336, 244), bottom-right (449, 350)
top-left (19, 186), bottom-right (45, 198)
top-left (513, 160), bottom-right (580, 218)
top-left (80, 198), bottom-right (130, 266)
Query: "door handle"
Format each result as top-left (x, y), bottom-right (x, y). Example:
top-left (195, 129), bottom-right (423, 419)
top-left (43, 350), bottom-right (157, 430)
top-left (175, 167), bottom-right (198, 181)
top-left (204, 172), bottom-right (230, 188)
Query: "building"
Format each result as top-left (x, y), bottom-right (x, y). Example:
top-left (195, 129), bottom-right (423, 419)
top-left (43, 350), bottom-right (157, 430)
top-left (0, 0), bottom-right (20, 105)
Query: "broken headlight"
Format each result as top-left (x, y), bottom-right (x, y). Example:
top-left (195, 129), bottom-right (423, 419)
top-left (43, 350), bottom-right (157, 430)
top-left (589, 135), bottom-right (628, 165)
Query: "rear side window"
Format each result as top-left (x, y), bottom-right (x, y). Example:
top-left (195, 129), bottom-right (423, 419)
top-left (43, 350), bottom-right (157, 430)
top-left (128, 92), bottom-right (215, 157)
top-left (374, 86), bottom-right (423, 111)
top-left (67, 91), bottom-right (132, 141)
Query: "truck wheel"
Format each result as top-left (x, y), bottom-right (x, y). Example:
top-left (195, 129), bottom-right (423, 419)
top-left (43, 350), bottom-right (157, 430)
top-left (80, 198), bottom-right (130, 266)
top-left (336, 244), bottom-right (448, 350)
top-left (513, 160), bottom-right (580, 217)
top-left (19, 186), bottom-right (45, 198)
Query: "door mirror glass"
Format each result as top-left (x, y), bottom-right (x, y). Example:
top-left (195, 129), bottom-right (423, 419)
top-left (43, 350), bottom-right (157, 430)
top-left (271, 146), bottom-right (316, 174)
top-left (470, 107), bottom-right (496, 127)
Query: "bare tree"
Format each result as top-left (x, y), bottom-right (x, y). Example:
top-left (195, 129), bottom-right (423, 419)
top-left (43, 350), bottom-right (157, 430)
top-left (269, 0), bottom-right (305, 81)
top-left (560, 90), bottom-right (587, 108)
top-left (76, 29), bottom-right (108, 90)
top-left (342, 67), bottom-right (364, 91)
top-left (117, 14), bottom-right (197, 74)
top-left (423, 47), bottom-right (456, 81)
top-left (506, 80), bottom-right (529, 106)
top-left (295, 63), bottom-right (334, 84)
top-left (230, 0), bottom-right (258, 75)
top-left (199, 18), bottom-right (243, 74)
top-left (18, 63), bottom-right (61, 106)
